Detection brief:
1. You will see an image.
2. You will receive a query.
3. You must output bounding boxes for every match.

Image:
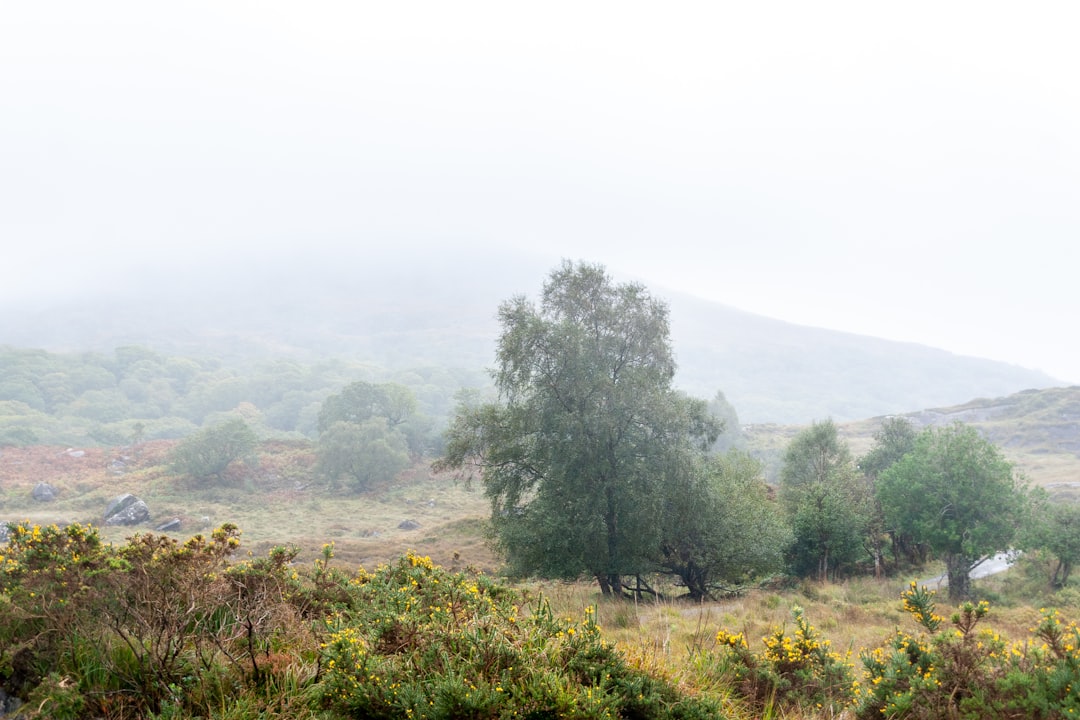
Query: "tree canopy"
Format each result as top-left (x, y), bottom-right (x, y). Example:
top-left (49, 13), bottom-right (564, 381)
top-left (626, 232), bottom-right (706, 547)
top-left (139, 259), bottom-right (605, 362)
top-left (780, 419), bottom-right (867, 580)
top-left (877, 422), bottom-right (1027, 600)
top-left (438, 261), bottom-right (719, 596)
top-left (657, 450), bottom-right (790, 599)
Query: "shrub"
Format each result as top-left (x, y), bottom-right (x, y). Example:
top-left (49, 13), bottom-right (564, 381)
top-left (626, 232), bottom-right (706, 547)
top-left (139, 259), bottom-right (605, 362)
top-left (1, 525), bottom-right (727, 719)
top-left (168, 418), bottom-right (257, 482)
top-left (319, 552), bottom-right (725, 719)
top-left (706, 605), bottom-right (855, 714)
top-left (856, 582), bottom-right (1080, 719)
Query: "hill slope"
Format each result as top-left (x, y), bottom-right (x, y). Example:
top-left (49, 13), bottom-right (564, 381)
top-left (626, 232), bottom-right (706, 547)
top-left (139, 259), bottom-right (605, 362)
top-left (0, 248), bottom-right (1060, 424)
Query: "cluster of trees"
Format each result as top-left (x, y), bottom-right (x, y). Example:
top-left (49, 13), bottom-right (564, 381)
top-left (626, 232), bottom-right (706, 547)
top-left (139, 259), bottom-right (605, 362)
top-left (164, 380), bottom-right (429, 490)
top-left (439, 261), bottom-right (1055, 602)
top-left (438, 261), bottom-right (783, 599)
top-left (315, 380), bottom-right (428, 490)
top-left (781, 417), bottom-right (1031, 599)
top-left (0, 345), bottom-right (479, 449)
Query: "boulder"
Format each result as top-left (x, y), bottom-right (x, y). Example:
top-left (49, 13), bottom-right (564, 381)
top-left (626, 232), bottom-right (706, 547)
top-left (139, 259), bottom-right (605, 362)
top-left (397, 519), bottom-right (421, 530)
top-left (155, 518), bottom-right (182, 532)
top-left (104, 494), bottom-right (151, 526)
top-left (31, 482), bottom-right (57, 502)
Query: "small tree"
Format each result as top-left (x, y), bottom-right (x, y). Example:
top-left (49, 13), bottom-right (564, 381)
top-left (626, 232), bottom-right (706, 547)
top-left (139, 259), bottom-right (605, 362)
top-left (780, 420), bottom-right (867, 580)
top-left (878, 423), bottom-right (1027, 600)
top-left (1020, 492), bottom-right (1080, 589)
top-left (859, 417), bottom-right (920, 575)
top-left (168, 418), bottom-right (257, 482)
top-left (317, 419), bottom-right (410, 491)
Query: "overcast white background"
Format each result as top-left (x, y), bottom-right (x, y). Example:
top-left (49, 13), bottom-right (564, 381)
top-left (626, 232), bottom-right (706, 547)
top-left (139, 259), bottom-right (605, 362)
top-left (2, 2), bottom-right (1078, 382)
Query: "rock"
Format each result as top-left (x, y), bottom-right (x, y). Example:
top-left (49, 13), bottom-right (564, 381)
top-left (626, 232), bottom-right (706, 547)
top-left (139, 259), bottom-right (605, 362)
top-left (0, 687), bottom-right (23, 717)
top-left (104, 494), bottom-right (151, 526)
top-left (63, 448), bottom-right (86, 458)
top-left (155, 518), bottom-right (182, 532)
top-left (397, 519), bottom-right (421, 530)
top-left (31, 482), bottom-right (57, 502)
top-left (0, 524), bottom-right (9, 544)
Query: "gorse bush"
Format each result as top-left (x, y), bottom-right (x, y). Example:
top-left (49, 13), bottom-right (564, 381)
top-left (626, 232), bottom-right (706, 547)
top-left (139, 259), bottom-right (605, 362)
top-left (0, 523), bottom-right (725, 719)
top-left (706, 605), bottom-right (855, 714)
top-left (0, 521), bottom-right (315, 718)
top-left (855, 582), bottom-right (1080, 719)
top-left (708, 582), bottom-right (1080, 719)
top-left (5, 520), bottom-right (1080, 720)
top-left (318, 551), bottom-right (725, 719)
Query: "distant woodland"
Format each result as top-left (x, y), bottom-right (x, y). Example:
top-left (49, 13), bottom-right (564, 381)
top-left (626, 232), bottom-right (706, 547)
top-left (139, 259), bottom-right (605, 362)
top-left (0, 345), bottom-right (484, 450)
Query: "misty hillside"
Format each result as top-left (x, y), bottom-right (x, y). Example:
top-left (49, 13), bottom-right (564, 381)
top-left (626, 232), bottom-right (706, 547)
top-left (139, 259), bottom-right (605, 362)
top-left (1, 248), bottom-right (1059, 424)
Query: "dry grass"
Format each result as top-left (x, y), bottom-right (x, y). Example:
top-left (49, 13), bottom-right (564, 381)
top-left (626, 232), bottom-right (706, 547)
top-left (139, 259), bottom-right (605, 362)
top-left (0, 442), bottom-right (496, 570)
top-left (531, 567), bottom-right (1080, 719)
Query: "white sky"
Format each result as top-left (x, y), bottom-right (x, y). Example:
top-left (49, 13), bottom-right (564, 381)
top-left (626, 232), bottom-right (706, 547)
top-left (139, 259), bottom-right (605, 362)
top-left (2, 2), bottom-right (1078, 382)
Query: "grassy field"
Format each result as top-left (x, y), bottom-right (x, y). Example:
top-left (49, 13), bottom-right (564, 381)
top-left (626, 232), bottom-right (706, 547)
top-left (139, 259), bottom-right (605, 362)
top-left (3, 427), bottom-right (1080, 719)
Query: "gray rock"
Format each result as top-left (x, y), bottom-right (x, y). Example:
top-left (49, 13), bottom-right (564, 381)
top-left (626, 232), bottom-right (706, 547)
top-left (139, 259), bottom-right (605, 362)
top-left (0, 690), bottom-right (22, 716)
top-left (0, 687), bottom-right (23, 717)
top-left (31, 482), bottom-right (57, 502)
top-left (397, 519), bottom-right (421, 530)
top-left (0, 524), bottom-right (9, 544)
top-left (104, 494), bottom-right (151, 526)
top-left (155, 518), bottom-right (182, 532)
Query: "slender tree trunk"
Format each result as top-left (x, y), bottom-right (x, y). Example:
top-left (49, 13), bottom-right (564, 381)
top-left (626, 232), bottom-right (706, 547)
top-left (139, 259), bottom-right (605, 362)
top-left (945, 554), bottom-right (972, 601)
top-left (605, 484), bottom-right (621, 598)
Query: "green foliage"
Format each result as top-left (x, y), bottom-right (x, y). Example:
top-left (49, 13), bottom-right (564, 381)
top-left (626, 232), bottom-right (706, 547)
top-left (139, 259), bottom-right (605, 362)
top-left (316, 418), bottom-right (410, 491)
top-left (168, 417), bottom-right (258, 482)
top-left (657, 450), bottom-right (791, 599)
top-left (0, 524), bottom-right (725, 719)
top-left (860, 417), bottom-right (921, 572)
top-left (780, 419), bottom-right (868, 580)
top-left (438, 261), bottom-right (719, 595)
top-left (1021, 493), bottom-right (1080, 589)
top-left (708, 390), bottom-right (743, 452)
top-left (0, 346), bottom-right (477, 447)
top-left (319, 552), bottom-right (724, 720)
top-left (707, 605), bottom-right (855, 714)
top-left (856, 585), bottom-right (1080, 720)
top-left (859, 417), bottom-right (918, 479)
top-left (316, 380), bottom-right (418, 433)
top-left (878, 422), bottom-right (1027, 600)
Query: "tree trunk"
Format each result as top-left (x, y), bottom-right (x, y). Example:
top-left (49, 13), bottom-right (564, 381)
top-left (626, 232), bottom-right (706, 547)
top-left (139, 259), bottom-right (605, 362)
top-left (596, 574), bottom-right (612, 596)
top-left (945, 554), bottom-right (972, 601)
top-left (604, 484), bottom-right (621, 598)
top-left (818, 547), bottom-right (830, 582)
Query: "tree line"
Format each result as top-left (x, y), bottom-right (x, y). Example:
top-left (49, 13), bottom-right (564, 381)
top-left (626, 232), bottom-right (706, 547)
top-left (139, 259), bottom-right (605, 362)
top-left (0, 345), bottom-right (482, 450)
top-left (437, 260), bottom-right (1072, 601)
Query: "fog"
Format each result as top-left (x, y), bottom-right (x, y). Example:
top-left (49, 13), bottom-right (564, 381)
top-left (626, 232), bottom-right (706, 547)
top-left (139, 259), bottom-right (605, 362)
top-left (2, 2), bottom-right (1078, 382)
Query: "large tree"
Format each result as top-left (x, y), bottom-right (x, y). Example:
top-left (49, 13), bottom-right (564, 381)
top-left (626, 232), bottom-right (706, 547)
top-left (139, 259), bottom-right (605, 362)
top-left (780, 419), bottom-right (867, 581)
top-left (437, 261), bottom-right (718, 596)
top-left (878, 422), bottom-right (1027, 600)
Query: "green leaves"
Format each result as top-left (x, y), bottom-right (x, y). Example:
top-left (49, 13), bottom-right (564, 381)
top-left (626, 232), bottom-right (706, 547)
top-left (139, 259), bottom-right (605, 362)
top-left (439, 261), bottom-right (718, 594)
top-left (781, 420), bottom-right (867, 580)
top-left (877, 422), bottom-right (1026, 599)
top-left (167, 417), bottom-right (257, 482)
